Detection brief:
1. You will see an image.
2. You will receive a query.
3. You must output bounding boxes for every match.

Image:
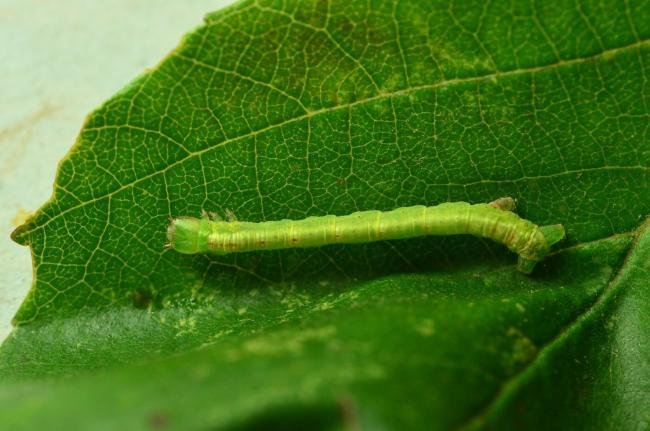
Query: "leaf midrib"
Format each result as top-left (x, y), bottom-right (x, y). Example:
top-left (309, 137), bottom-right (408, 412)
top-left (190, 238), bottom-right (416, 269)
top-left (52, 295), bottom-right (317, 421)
top-left (456, 219), bottom-right (649, 430)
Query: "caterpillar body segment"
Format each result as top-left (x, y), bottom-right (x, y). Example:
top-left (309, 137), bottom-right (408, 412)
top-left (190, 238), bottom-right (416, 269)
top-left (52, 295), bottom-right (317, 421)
top-left (166, 197), bottom-right (565, 273)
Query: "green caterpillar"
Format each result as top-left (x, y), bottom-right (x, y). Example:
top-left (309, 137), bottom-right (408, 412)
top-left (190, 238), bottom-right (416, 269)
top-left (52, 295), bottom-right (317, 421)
top-left (166, 197), bottom-right (565, 273)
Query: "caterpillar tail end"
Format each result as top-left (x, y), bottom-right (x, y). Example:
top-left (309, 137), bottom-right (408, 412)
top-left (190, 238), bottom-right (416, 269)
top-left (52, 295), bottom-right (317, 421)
top-left (516, 257), bottom-right (538, 274)
top-left (516, 224), bottom-right (566, 274)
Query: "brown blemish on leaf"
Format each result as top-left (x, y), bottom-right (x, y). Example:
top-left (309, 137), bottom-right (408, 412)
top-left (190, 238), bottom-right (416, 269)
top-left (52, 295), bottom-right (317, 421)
top-left (11, 208), bottom-right (34, 227)
top-left (147, 410), bottom-right (170, 430)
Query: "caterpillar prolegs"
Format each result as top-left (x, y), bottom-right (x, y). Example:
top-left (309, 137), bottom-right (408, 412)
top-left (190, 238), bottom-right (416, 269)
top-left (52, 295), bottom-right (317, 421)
top-left (166, 197), bottom-right (565, 273)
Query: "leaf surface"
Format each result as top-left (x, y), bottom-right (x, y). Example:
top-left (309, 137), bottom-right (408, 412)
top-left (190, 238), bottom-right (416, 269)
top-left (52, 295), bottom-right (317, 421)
top-left (4, 0), bottom-right (649, 429)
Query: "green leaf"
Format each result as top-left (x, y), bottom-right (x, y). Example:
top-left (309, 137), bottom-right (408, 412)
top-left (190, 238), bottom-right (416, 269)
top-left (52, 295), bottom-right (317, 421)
top-left (3, 0), bottom-right (649, 429)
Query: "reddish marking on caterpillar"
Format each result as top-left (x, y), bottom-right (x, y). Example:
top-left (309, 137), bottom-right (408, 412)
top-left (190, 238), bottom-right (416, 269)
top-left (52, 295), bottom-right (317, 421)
top-left (166, 197), bottom-right (565, 273)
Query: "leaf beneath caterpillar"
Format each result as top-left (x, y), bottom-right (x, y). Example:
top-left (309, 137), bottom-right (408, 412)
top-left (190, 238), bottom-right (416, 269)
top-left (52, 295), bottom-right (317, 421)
top-left (4, 0), bottom-right (649, 429)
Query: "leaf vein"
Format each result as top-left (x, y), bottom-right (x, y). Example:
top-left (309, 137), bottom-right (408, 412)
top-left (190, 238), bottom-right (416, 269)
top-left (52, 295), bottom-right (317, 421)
top-left (25, 38), bottom-right (649, 235)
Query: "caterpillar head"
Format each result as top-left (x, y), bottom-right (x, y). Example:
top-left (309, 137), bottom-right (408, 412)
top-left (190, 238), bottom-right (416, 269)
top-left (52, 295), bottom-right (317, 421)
top-left (166, 217), bottom-right (205, 254)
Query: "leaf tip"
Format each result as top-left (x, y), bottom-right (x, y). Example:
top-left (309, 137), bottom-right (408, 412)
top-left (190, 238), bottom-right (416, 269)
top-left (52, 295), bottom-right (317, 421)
top-left (10, 223), bottom-right (30, 246)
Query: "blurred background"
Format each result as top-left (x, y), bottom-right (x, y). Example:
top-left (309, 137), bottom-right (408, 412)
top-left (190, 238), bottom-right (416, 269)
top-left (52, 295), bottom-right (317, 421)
top-left (0, 0), bottom-right (234, 342)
